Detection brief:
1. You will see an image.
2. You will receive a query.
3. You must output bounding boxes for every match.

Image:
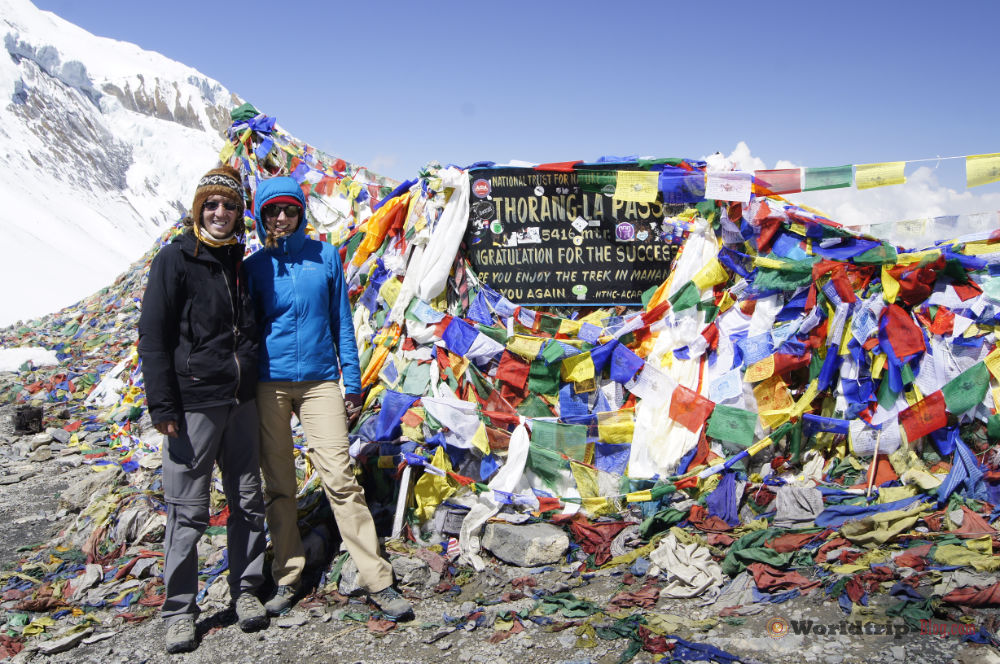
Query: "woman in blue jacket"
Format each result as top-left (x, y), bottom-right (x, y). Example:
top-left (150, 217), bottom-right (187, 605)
top-left (245, 176), bottom-right (411, 620)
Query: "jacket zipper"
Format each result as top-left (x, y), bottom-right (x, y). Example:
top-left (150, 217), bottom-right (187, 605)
top-left (221, 266), bottom-right (241, 401)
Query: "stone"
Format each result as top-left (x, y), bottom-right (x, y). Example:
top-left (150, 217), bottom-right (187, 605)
top-left (29, 447), bottom-right (52, 462)
top-left (37, 627), bottom-right (93, 654)
top-left (338, 557), bottom-right (362, 596)
top-left (59, 465), bottom-right (123, 510)
top-left (481, 522), bottom-right (569, 567)
top-left (391, 555), bottom-right (431, 589)
top-left (28, 432), bottom-right (53, 450)
top-left (49, 428), bottom-right (72, 444)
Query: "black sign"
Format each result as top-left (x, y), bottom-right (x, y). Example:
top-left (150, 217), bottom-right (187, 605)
top-left (464, 167), bottom-right (686, 305)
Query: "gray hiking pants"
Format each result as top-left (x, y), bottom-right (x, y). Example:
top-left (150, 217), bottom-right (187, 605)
top-left (161, 401), bottom-right (266, 623)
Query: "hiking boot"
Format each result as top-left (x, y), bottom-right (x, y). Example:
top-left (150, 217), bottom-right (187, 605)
top-left (164, 616), bottom-right (196, 654)
top-left (369, 586), bottom-right (414, 621)
top-left (264, 584), bottom-right (297, 616)
top-left (235, 593), bottom-right (268, 632)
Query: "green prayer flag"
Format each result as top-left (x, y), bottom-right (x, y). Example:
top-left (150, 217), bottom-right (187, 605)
top-left (537, 314), bottom-right (561, 336)
top-left (529, 360), bottom-right (561, 395)
top-left (803, 165), bottom-right (852, 191)
top-left (518, 394), bottom-right (554, 418)
top-left (669, 281), bottom-right (700, 311)
top-left (854, 242), bottom-right (898, 265)
top-left (541, 339), bottom-right (565, 365)
top-left (230, 102), bottom-right (259, 122)
top-left (942, 362), bottom-right (989, 415)
top-left (576, 170), bottom-right (618, 194)
top-left (476, 324), bottom-right (507, 344)
top-left (705, 405), bottom-right (757, 447)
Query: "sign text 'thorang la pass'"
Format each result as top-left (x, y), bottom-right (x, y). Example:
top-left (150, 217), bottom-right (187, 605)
top-left (463, 165), bottom-right (688, 305)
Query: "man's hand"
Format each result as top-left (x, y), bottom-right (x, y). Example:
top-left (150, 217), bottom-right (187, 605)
top-left (344, 393), bottom-right (364, 430)
top-left (155, 420), bottom-right (179, 438)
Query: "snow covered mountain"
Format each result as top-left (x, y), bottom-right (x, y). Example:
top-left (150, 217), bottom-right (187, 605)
top-left (0, 0), bottom-right (237, 326)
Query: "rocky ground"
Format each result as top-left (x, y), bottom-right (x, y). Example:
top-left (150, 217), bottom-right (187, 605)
top-left (1, 406), bottom-right (999, 664)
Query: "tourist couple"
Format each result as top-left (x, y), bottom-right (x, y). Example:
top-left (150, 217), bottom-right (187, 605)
top-left (138, 166), bottom-right (412, 654)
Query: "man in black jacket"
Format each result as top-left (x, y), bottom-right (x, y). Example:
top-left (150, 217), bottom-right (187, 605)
top-left (138, 165), bottom-right (268, 653)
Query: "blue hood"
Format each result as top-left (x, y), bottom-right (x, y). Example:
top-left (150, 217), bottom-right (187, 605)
top-left (254, 176), bottom-right (306, 246)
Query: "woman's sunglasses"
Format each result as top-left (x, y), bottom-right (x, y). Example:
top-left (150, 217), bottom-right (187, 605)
top-left (203, 200), bottom-right (239, 212)
top-left (263, 204), bottom-right (302, 218)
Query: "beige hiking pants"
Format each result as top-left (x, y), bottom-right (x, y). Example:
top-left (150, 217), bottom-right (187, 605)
top-left (256, 380), bottom-right (393, 592)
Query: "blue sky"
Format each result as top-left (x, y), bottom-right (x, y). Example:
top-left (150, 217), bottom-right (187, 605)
top-left (33, 0), bottom-right (1000, 217)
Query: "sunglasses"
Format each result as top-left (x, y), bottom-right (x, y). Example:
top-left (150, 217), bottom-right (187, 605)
top-left (262, 204), bottom-right (302, 218)
top-left (203, 200), bottom-right (239, 212)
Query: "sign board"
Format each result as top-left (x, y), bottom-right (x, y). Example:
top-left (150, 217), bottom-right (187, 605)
top-left (464, 166), bottom-right (687, 305)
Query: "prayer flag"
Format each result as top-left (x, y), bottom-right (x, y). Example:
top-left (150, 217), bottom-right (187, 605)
top-left (706, 405), bottom-right (758, 447)
top-left (942, 362), bottom-right (989, 415)
top-left (705, 171), bottom-right (753, 203)
top-left (613, 170), bottom-right (660, 202)
top-left (899, 390), bottom-right (947, 442)
top-left (668, 385), bottom-right (716, 433)
top-left (803, 165), bottom-right (852, 191)
top-left (966, 153), bottom-right (1000, 188)
top-left (658, 166), bottom-right (706, 203)
top-left (754, 169), bottom-right (802, 195)
top-left (856, 162), bottom-right (906, 190)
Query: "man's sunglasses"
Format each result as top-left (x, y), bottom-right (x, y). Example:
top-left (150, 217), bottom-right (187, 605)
top-left (203, 200), bottom-right (240, 212)
top-left (262, 204), bottom-right (302, 218)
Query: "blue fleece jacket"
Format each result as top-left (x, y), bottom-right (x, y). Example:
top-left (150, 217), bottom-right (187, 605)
top-left (245, 176), bottom-right (362, 392)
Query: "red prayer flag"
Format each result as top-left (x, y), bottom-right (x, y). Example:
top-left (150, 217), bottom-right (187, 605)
top-left (668, 385), bottom-right (716, 432)
top-left (754, 169), bottom-right (802, 195)
top-left (899, 390), bottom-right (947, 442)
top-left (883, 304), bottom-right (926, 358)
top-left (534, 160), bottom-right (582, 172)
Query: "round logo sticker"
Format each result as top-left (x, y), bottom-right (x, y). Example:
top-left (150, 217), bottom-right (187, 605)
top-left (473, 179), bottom-right (491, 198)
top-left (615, 222), bottom-right (636, 242)
top-left (572, 284), bottom-right (588, 300)
top-left (534, 185), bottom-right (544, 196)
top-left (572, 235), bottom-right (583, 246)
top-left (490, 221), bottom-right (503, 234)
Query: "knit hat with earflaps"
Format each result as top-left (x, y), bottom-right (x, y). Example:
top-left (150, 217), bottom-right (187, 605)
top-left (191, 165), bottom-right (246, 221)
top-left (186, 165), bottom-right (247, 252)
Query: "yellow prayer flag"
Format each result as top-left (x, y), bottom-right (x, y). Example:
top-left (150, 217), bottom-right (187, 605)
top-left (744, 355), bottom-right (775, 383)
top-left (559, 319), bottom-right (582, 336)
top-left (881, 264), bottom-right (900, 304)
top-left (754, 377), bottom-right (794, 428)
top-left (718, 290), bottom-right (736, 313)
top-left (413, 446), bottom-right (455, 521)
top-left (985, 348), bottom-right (1000, 381)
top-left (790, 380), bottom-right (820, 419)
top-left (561, 352), bottom-right (596, 384)
top-left (218, 141), bottom-right (235, 164)
top-left (753, 256), bottom-right (790, 269)
top-left (625, 490), bottom-right (653, 503)
top-left (571, 461), bottom-right (600, 498)
top-left (613, 171), bottom-right (659, 202)
top-left (691, 257), bottom-right (728, 290)
top-left (506, 334), bottom-right (546, 360)
top-left (581, 496), bottom-right (613, 517)
top-left (378, 277), bottom-right (401, 308)
top-left (967, 153), bottom-right (1000, 188)
top-left (872, 354), bottom-right (886, 379)
top-left (746, 436), bottom-right (775, 457)
top-left (597, 409), bottom-right (635, 444)
top-left (856, 162), bottom-right (906, 190)
top-left (470, 422), bottom-right (490, 455)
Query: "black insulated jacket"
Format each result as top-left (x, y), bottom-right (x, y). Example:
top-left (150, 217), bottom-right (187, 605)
top-left (138, 230), bottom-right (258, 425)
